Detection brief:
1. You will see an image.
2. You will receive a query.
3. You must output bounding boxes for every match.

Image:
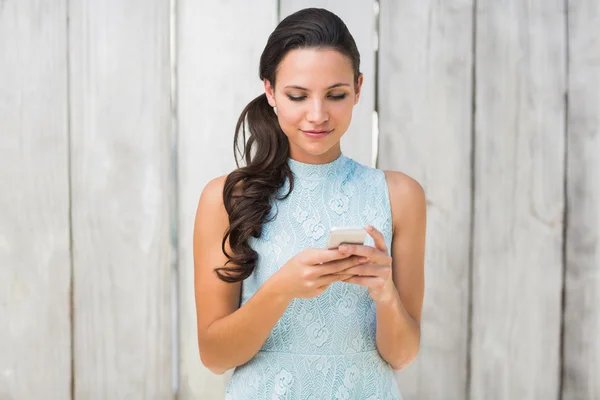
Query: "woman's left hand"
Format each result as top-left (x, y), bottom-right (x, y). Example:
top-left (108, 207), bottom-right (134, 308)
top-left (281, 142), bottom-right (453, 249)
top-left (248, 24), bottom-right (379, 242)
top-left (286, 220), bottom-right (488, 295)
top-left (336, 225), bottom-right (397, 304)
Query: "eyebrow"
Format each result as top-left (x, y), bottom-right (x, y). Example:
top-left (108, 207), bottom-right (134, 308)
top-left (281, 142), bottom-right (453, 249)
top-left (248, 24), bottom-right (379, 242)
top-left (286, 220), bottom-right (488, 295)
top-left (284, 83), bottom-right (351, 90)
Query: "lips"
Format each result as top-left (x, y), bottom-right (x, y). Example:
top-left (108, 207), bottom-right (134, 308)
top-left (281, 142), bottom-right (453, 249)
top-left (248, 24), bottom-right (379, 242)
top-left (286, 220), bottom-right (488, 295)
top-left (302, 129), bottom-right (333, 138)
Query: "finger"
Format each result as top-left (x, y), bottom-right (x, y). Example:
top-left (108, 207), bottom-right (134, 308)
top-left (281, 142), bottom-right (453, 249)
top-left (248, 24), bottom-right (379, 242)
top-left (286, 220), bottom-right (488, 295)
top-left (366, 225), bottom-right (388, 253)
top-left (320, 255), bottom-right (367, 275)
top-left (303, 248), bottom-right (351, 265)
top-left (340, 264), bottom-right (392, 279)
top-left (343, 275), bottom-right (386, 289)
top-left (318, 272), bottom-right (355, 287)
top-left (338, 243), bottom-right (392, 266)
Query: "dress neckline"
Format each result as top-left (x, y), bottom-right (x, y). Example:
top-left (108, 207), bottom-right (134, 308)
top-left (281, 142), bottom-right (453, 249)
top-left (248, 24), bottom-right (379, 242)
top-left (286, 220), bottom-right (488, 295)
top-left (287, 153), bottom-right (348, 180)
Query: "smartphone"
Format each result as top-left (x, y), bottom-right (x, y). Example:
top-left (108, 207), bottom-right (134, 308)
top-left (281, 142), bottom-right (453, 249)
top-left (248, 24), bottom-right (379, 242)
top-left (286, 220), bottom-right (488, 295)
top-left (327, 227), bottom-right (367, 249)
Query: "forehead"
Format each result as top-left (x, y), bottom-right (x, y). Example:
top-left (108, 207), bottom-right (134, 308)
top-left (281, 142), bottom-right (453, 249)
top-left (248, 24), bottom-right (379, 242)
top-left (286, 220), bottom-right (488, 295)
top-left (276, 48), bottom-right (354, 88)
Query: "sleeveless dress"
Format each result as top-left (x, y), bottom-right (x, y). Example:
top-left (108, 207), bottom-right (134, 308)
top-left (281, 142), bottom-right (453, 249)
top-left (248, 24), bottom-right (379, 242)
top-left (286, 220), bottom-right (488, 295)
top-left (224, 153), bottom-right (402, 400)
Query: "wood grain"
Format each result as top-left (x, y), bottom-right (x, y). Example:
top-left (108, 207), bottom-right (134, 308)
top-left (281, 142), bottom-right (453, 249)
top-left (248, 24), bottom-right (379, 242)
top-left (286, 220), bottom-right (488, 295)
top-left (176, 1), bottom-right (278, 398)
top-left (377, 1), bottom-right (474, 398)
top-left (563, 0), bottom-right (600, 398)
top-left (69, 0), bottom-right (174, 397)
top-left (470, 1), bottom-right (566, 399)
top-left (0, 1), bottom-right (71, 398)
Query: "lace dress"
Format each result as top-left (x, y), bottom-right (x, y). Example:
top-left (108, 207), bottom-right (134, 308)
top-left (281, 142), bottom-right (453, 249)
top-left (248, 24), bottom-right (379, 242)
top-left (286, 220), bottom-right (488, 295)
top-left (224, 154), bottom-right (402, 400)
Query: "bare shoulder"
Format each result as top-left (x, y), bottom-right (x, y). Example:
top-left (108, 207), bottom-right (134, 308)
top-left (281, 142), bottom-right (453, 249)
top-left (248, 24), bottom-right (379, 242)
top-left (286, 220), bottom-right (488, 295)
top-left (382, 170), bottom-right (426, 232)
top-left (197, 173), bottom-right (245, 217)
top-left (194, 174), bottom-right (241, 345)
top-left (194, 173), bottom-right (234, 264)
top-left (198, 175), bottom-right (228, 210)
top-left (382, 170), bottom-right (425, 205)
top-left (194, 173), bottom-right (231, 278)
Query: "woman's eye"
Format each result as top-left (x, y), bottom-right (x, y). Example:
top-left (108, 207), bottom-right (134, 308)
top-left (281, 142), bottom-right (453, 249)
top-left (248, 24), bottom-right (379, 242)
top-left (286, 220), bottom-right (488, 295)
top-left (286, 93), bottom-right (347, 101)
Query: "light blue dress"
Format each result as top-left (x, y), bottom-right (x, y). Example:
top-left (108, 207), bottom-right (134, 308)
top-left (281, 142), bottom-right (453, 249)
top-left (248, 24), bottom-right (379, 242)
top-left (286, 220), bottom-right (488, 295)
top-left (225, 154), bottom-right (402, 400)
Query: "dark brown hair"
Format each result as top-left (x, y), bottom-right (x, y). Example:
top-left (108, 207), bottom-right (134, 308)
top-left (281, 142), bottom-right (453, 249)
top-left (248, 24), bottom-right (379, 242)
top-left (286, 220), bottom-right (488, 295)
top-left (215, 8), bottom-right (361, 282)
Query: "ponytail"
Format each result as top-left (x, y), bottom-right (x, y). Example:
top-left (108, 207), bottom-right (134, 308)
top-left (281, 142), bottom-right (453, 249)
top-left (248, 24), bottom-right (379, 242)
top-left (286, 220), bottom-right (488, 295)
top-left (215, 93), bottom-right (293, 282)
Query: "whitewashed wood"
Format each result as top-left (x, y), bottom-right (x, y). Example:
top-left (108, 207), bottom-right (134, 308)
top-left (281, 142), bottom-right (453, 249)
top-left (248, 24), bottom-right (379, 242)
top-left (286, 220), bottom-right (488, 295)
top-left (471, 1), bottom-right (565, 399)
top-left (0, 1), bottom-right (71, 398)
top-left (69, 0), bottom-right (173, 398)
top-left (378, 1), bottom-right (474, 399)
top-left (176, 2), bottom-right (278, 398)
top-left (279, 0), bottom-right (375, 166)
top-left (563, 1), bottom-right (600, 398)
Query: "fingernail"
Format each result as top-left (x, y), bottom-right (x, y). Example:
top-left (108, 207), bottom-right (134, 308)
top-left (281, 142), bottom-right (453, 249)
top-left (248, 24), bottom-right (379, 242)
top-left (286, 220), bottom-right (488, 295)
top-left (358, 257), bottom-right (369, 263)
top-left (339, 245), bottom-right (348, 252)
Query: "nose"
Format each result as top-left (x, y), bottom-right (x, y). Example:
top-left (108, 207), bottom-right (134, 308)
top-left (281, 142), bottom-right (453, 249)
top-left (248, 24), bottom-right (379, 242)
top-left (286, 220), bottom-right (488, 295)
top-left (306, 99), bottom-right (329, 125)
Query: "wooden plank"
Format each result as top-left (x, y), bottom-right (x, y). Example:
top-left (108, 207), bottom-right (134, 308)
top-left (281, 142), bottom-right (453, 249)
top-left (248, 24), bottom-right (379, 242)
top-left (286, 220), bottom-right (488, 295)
top-left (378, 1), bottom-right (474, 399)
top-left (0, 1), bottom-right (71, 398)
top-left (563, 0), bottom-right (600, 398)
top-left (69, 0), bottom-right (173, 397)
top-left (470, 1), bottom-right (565, 399)
top-left (279, 0), bottom-right (375, 166)
top-left (176, 1), bottom-right (278, 398)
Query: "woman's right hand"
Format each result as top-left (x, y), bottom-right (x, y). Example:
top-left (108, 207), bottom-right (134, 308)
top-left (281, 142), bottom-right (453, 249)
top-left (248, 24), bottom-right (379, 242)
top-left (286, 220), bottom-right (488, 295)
top-left (270, 248), bottom-right (367, 300)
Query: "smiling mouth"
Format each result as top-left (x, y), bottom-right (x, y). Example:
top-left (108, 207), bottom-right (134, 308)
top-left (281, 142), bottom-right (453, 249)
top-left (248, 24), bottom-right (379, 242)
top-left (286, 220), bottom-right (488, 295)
top-left (302, 129), bottom-right (333, 134)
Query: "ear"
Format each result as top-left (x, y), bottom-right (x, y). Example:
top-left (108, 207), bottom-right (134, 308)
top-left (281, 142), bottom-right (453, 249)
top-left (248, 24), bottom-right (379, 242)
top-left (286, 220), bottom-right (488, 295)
top-left (264, 78), bottom-right (277, 107)
top-left (354, 73), bottom-right (364, 105)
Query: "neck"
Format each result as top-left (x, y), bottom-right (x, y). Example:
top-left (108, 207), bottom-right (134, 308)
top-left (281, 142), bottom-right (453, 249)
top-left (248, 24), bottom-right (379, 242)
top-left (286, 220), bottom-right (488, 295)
top-left (287, 152), bottom-right (347, 180)
top-left (287, 144), bottom-right (342, 165)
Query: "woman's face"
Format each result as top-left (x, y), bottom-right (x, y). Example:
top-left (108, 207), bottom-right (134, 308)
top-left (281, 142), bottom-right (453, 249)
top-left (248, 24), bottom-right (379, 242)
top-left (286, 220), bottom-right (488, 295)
top-left (265, 48), bottom-right (362, 164)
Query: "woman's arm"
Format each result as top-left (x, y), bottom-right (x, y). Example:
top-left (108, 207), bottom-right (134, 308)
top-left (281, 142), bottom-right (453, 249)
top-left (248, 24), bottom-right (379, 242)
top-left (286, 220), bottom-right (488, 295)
top-left (376, 171), bottom-right (426, 369)
top-left (193, 176), bottom-right (292, 375)
top-left (335, 171), bottom-right (426, 370)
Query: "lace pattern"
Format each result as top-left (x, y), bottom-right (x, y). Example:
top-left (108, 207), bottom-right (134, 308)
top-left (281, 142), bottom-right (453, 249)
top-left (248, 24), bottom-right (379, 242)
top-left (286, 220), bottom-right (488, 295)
top-left (225, 154), bottom-right (401, 399)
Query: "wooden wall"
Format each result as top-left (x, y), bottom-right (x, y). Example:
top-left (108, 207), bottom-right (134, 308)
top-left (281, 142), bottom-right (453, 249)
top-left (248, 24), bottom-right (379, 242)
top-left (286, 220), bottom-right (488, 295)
top-left (176, 1), bottom-right (277, 398)
top-left (0, 1), bottom-right (72, 398)
top-left (378, 1), bottom-right (474, 398)
top-left (563, 1), bottom-right (600, 399)
top-left (1, 1), bottom-right (598, 399)
top-left (470, 2), bottom-right (566, 399)
top-left (68, 0), bottom-right (174, 398)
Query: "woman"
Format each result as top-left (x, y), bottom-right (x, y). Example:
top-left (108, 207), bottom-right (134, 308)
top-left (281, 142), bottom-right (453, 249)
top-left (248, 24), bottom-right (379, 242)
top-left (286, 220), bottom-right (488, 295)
top-left (193, 8), bottom-right (425, 399)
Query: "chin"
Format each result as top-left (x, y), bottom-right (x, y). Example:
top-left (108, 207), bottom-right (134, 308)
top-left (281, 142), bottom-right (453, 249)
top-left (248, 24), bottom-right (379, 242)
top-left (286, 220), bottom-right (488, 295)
top-left (300, 144), bottom-right (338, 157)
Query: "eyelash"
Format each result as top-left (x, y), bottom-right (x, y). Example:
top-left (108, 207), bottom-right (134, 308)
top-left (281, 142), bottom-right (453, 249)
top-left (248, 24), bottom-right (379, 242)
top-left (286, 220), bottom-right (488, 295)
top-left (287, 94), bottom-right (347, 102)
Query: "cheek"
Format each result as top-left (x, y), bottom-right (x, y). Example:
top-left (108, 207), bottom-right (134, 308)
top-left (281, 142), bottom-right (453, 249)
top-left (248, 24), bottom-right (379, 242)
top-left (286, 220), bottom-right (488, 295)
top-left (328, 101), bottom-right (354, 126)
top-left (332, 100), bottom-right (354, 117)
top-left (277, 106), bottom-right (304, 128)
